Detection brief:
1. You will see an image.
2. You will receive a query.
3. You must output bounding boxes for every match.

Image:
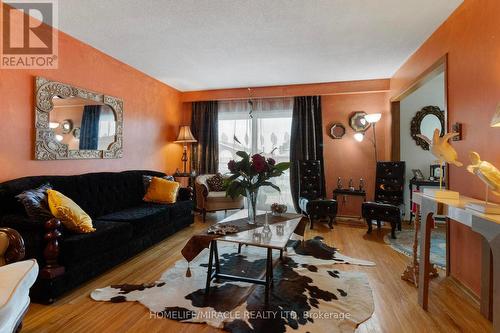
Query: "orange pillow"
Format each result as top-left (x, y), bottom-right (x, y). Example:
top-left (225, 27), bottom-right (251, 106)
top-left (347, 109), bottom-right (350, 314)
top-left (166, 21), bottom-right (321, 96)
top-left (143, 177), bottom-right (180, 204)
top-left (47, 189), bottom-right (95, 233)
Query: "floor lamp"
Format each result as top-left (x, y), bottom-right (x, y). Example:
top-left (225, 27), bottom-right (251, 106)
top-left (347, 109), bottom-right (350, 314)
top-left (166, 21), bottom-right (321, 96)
top-left (174, 125), bottom-right (197, 173)
top-left (353, 113), bottom-right (382, 162)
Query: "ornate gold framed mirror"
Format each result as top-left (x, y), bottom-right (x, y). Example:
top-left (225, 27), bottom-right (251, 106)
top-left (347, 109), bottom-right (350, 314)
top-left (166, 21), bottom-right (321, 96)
top-left (34, 77), bottom-right (123, 160)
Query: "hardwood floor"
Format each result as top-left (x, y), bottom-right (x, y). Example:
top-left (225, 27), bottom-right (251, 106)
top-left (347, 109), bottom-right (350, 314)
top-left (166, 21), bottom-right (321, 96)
top-left (24, 212), bottom-right (492, 333)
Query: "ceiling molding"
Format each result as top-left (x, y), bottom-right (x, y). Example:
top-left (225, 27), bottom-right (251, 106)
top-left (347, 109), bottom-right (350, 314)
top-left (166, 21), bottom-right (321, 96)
top-left (182, 79), bottom-right (390, 102)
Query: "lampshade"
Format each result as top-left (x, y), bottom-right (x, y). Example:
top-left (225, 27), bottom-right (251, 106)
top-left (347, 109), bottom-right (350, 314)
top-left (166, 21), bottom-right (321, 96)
top-left (354, 132), bottom-right (364, 142)
top-left (174, 125), bottom-right (197, 143)
top-left (364, 113), bottom-right (382, 124)
top-left (490, 103), bottom-right (500, 127)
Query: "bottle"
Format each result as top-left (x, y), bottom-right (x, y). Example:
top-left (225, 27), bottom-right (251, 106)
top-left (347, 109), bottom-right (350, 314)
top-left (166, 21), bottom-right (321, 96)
top-left (359, 178), bottom-right (365, 191)
top-left (349, 178), bottom-right (354, 191)
top-left (337, 177), bottom-right (342, 189)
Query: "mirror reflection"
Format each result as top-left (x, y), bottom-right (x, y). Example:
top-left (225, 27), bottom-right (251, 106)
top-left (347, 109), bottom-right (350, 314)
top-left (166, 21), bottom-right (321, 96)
top-left (50, 96), bottom-right (117, 151)
top-left (420, 114), bottom-right (442, 139)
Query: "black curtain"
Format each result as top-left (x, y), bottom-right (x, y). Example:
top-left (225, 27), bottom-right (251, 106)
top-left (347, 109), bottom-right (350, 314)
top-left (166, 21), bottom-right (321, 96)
top-left (190, 101), bottom-right (219, 174)
top-left (290, 96), bottom-right (325, 212)
top-left (79, 105), bottom-right (102, 150)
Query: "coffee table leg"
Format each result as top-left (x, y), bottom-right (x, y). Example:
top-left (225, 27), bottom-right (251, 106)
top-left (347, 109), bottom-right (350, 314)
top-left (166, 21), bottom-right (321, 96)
top-left (265, 248), bottom-right (272, 305)
top-left (213, 241), bottom-right (220, 276)
top-left (205, 240), bottom-right (215, 295)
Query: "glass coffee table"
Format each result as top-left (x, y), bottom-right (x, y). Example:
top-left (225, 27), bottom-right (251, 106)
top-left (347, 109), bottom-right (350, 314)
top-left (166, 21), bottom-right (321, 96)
top-left (204, 210), bottom-right (302, 305)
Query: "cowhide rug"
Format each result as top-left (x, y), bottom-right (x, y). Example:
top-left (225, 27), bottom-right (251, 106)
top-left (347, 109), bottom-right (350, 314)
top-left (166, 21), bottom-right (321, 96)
top-left (91, 236), bottom-right (375, 332)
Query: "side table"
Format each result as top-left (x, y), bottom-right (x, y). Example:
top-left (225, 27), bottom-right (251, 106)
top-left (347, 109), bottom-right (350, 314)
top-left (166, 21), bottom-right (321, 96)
top-left (332, 188), bottom-right (366, 219)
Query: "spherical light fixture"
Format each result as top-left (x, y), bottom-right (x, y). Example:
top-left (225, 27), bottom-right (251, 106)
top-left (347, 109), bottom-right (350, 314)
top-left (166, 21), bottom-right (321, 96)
top-left (354, 132), bottom-right (364, 142)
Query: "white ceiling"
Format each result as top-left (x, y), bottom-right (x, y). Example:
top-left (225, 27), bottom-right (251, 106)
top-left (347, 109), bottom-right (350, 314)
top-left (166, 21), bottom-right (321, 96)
top-left (57, 0), bottom-right (462, 91)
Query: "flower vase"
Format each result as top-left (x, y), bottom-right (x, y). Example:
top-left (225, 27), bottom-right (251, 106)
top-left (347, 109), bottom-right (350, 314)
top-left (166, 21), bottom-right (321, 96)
top-left (246, 188), bottom-right (259, 224)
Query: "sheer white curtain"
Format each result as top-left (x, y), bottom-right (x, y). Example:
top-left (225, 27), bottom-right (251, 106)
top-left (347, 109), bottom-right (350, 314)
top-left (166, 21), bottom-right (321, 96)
top-left (218, 98), bottom-right (294, 211)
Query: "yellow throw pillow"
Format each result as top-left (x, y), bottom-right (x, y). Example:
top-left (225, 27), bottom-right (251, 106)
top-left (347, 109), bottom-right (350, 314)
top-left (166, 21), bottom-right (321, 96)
top-left (143, 177), bottom-right (180, 204)
top-left (47, 189), bottom-right (95, 233)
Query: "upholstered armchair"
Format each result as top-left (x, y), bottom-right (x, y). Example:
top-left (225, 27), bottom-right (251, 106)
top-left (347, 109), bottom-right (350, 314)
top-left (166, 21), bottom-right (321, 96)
top-left (0, 228), bottom-right (39, 333)
top-left (195, 174), bottom-right (244, 222)
top-left (297, 160), bottom-right (338, 229)
top-left (362, 161), bottom-right (405, 239)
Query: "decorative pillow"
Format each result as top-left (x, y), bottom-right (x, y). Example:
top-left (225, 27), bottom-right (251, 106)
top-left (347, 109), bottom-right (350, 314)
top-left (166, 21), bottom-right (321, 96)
top-left (15, 183), bottom-right (53, 221)
top-left (143, 177), bottom-right (180, 204)
top-left (206, 173), bottom-right (226, 192)
top-left (47, 190), bottom-right (95, 233)
top-left (142, 175), bottom-right (175, 192)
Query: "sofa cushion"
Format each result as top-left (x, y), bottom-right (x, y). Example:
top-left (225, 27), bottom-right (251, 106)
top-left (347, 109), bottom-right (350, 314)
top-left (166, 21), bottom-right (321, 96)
top-left (0, 259), bottom-right (38, 333)
top-left (60, 220), bottom-right (132, 265)
top-left (15, 183), bottom-right (53, 222)
top-left (48, 190), bottom-right (95, 233)
top-left (97, 203), bottom-right (171, 237)
top-left (142, 175), bottom-right (175, 192)
top-left (168, 200), bottom-right (193, 228)
top-left (143, 177), bottom-right (180, 204)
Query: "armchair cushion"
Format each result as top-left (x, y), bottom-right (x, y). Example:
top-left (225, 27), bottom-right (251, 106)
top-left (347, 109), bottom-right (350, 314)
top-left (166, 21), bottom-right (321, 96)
top-left (0, 259), bottom-right (38, 333)
top-left (206, 173), bottom-right (225, 191)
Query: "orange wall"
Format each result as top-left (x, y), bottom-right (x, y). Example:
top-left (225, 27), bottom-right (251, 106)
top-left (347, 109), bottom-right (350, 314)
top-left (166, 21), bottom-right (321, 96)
top-left (182, 81), bottom-right (391, 216)
top-left (0, 23), bottom-right (183, 182)
top-left (391, 0), bottom-right (500, 295)
top-left (323, 92), bottom-right (391, 216)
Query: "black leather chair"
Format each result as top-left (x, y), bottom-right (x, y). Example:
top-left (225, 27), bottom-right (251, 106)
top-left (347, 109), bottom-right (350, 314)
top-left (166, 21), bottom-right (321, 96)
top-left (362, 161), bottom-right (405, 239)
top-left (297, 160), bottom-right (338, 229)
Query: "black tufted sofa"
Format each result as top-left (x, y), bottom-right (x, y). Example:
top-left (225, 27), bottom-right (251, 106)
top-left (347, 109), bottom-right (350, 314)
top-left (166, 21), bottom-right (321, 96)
top-left (0, 170), bottom-right (193, 303)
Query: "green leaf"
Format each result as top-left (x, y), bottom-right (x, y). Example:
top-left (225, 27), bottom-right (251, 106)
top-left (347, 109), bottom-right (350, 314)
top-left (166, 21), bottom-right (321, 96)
top-left (260, 181), bottom-right (281, 192)
top-left (225, 180), bottom-right (244, 199)
top-left (236, 151), bottom-right (249, 159)
top-left (274, 162), bottom-right (291, 171)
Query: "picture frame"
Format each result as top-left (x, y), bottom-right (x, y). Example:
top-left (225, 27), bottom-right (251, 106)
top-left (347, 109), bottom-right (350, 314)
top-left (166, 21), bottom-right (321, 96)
top-left (412, 169), bottom-right (425, 180)
top-left (429, 164), bottom-right (444, 180)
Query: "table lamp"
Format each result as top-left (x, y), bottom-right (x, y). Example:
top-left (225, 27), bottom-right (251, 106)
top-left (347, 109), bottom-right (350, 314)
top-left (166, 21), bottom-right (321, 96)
top-left (174, 125), bottom-right (197, 173)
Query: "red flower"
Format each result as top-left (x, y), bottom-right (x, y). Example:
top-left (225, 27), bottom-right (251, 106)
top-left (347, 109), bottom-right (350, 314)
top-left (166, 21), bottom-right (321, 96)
top-left (267, 158), bottom-right (276, 166)
top-left (251, 154), bottom-right (267, 173)
top-left (228, 160), bottom-right (237, 173)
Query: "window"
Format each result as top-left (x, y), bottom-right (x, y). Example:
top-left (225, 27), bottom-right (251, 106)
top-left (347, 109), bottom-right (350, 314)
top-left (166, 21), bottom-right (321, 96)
top-left (218, 98), bottom-right (294, 210)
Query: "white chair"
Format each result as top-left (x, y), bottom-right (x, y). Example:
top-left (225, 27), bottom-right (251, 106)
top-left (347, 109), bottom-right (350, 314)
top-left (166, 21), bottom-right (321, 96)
top-left (0, 228), bottom-right (38, 333)
top-left (194, 174), bottom-right (244, 222)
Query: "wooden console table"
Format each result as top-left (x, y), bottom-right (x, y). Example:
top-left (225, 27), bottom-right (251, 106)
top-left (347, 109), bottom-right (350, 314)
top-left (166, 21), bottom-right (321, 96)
top-left (332, 188), bottom-right (366, 219)
top-left (413, 192), bottom-right (499, 332)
